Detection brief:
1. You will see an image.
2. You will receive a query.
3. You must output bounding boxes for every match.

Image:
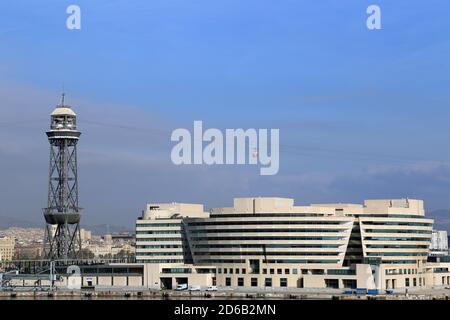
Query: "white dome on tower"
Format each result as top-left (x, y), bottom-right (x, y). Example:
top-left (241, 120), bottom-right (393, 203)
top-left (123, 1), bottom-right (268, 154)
top-left (51, 106), bottom-right (76, 116)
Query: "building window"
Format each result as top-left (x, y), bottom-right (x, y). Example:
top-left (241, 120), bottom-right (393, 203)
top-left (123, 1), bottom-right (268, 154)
top-left (238, 278), bottom-right (244, 287)
top-left (265, 278), bottom-right (272, 287)
top-left (218, 268), bottom-right (222, 274)
top-left (405, 278), bottom-right (409, 287)
top-left (249, 259), bottom-right (260, 274)
top-left (251, 278), bottom-right (258, 287)
top-left (235, 268), bottom-right (239, 274)
top-left (343, 279), bottom-right (357, 289)
top-left (292, 268), bottom-right (298, 275)
top-left (230, 269), bottom-right (233, 274)
top-left (226, 278), bottom-right (231, 286)
top-left (270, 269), bottom-right (274, 275)
top-left (242, 269), bottom-right (246, 274)
top-left (325, 279), bottom-right (339, 289)
top-left (413, 278), bottom-right (417, 287)
top-left (277, 269), bottom-right (282, 275)
top-left (224, 268), bottom-right (227, 274)
top-left (285, 269), bottom-right (290, 275)
top-left (263, 269), bottom-right (267, 274)
top-left (280, 278), bottom-right (287, 287)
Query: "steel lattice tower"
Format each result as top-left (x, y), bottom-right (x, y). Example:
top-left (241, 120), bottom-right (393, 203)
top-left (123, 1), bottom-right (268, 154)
top-left (43, 94), bottom-right (82, 260)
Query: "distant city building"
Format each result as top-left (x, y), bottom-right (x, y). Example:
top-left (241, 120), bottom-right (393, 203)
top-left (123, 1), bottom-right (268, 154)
top-left (15, 244), bottom-right (44, 259)
top-left (103, 234), bottom-right (113, 244)
top-left (112, 243), bottom-right (135, 256)
top-left (111, 232), bottom-right (134, 242)
top-left (136, 197), bottom-right (443, 290)
top-left (80, 228), bottom-right (92, 242)
top-left (429, 230), bottom-right (448, 256)
top-left (86, 244), bottom-right (113, 257)
top-left (83, 233), bottom-right (135, 258)
top-left (0, 237), bottom-right (15, 261)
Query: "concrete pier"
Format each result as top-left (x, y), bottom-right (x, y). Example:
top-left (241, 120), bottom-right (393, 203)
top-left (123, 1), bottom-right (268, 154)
top-left (1, 288), bottom-right (450, 300)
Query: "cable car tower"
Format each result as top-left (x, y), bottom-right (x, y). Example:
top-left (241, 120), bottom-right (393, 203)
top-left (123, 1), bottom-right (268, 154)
top-left (43, 94), bottom-right (82, 260)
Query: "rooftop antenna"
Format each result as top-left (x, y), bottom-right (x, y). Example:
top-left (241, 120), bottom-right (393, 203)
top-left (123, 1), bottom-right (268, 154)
top-left (60, 92), bottom-right (66, 107)
top-left (60, 83), bottom-right (66, 106)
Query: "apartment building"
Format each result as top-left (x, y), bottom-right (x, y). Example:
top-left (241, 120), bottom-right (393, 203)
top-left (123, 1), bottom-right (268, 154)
top-left (0, 237), bottom-right (15, 261)
top-left (136, 197), bottom-right (446, 291)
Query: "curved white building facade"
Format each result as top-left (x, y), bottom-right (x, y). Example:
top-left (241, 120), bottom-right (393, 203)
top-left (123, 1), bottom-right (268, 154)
top-left (136, 197), bottom-right (441, 291)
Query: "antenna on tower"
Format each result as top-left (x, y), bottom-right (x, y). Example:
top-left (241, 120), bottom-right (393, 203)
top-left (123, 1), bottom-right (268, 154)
top-left (60, 83), bottom-right (66, 106)
top-left (60, 92), bottom-right (66, 107)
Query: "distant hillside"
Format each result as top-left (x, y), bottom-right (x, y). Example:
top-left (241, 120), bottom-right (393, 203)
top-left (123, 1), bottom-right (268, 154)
top-left (87, 224), bottom-right (134, 236)
top-left (428, 209), bottom-right (450, 233)
top-left (0, 216), bottom-right (41, 229)
top-left (0, 216), bottom-right (132, 236)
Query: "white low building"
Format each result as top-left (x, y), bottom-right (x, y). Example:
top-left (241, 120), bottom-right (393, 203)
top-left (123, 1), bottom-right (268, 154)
top-left (429, 230), bottom-right (448, 256)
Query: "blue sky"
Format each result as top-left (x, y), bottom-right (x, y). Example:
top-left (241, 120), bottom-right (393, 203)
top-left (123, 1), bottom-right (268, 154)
top-left (1, 1), bottom-right (450, 227)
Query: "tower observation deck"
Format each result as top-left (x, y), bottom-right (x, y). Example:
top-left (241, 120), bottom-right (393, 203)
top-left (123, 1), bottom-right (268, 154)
top-left (43, 94), bottom-right (82, 260)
